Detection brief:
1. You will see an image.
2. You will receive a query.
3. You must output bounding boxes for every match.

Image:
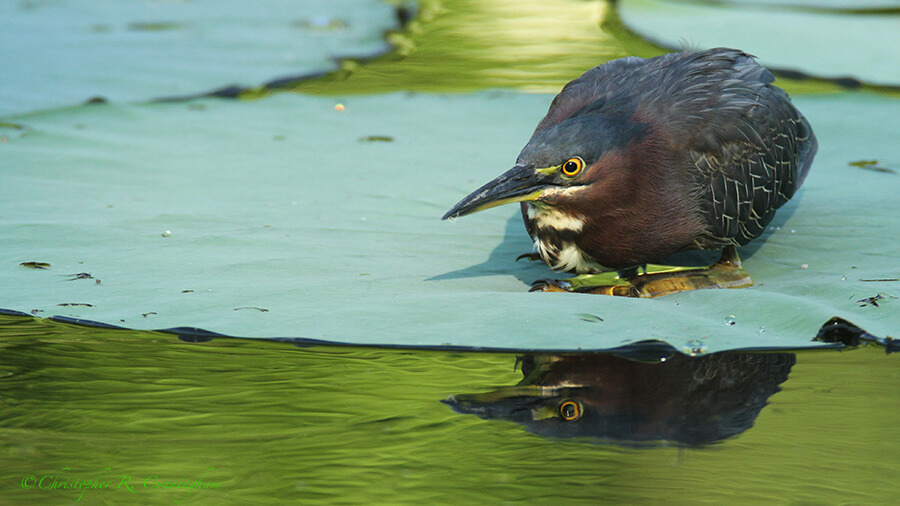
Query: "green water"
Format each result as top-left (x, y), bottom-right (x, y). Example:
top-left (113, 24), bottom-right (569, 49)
top-left (1, 315), bottom-right (897, 504)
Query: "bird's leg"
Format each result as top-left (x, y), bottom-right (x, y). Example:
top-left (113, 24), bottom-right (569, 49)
top-left (616, 265), bottom-right (644, 279)
top-left (530, 246), bottom-right (753, 298)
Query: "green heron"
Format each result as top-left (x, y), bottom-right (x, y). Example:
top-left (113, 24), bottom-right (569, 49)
top-left (443, 351), bottom-right (796, 446)
top-left (442, 48), bottom-right (817, 297)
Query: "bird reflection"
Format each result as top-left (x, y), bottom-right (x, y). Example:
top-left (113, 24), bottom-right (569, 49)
top-left (444, 347), bottom-right (795, 447)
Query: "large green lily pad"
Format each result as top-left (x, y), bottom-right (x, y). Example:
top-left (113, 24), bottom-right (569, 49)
top-left (0, 0), bottom-right (397, 116)
top-left (619, 0), bottom-right (900, 87)
top-left (2, 89), bottom-right (897, 352)
top-left (2, 0), bottom-right (898, 352)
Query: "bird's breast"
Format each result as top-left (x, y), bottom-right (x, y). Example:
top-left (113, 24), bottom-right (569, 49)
top-left (524, 204), bottom-right (605, 274)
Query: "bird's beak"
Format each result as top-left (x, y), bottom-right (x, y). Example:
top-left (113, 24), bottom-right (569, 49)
top-left (442, 164), bottom-right (549, 220)
top-left (441, 386), bottom-right (550, 422)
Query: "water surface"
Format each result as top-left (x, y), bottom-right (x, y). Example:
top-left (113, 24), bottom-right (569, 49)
top-left (1, 315), bottom-right (896, 503)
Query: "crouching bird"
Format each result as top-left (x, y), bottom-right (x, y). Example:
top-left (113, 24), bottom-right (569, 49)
top-left (442, 48), bottom-right (817, 297)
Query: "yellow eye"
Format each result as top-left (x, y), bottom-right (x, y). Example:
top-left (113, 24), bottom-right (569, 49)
top-left (561, 157), bottom-right (584, 177)
top-left (559, 400), bottom-right (582, 421)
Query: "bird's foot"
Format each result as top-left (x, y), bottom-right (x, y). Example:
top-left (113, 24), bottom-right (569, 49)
top-left (516, 253), bottom-right (543, 263)
top-left (529, 246), bottom-right (753, 298)
top-left (529, 273), bottom-right (639, 296)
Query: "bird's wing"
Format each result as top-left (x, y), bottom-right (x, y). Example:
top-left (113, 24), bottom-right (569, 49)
top-left (692, 109), bottom-right (816, 247)
top-left (654, 50), bottom-right (818, 247)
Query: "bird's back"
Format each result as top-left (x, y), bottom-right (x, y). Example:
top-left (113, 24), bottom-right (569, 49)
top-left (537, 48), bottom-right (817, 250)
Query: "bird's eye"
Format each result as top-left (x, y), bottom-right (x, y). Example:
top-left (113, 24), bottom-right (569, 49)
top-left (559, 400), bottom-right (582, 421)
top-left (561, 157), bottom-right (584, 177)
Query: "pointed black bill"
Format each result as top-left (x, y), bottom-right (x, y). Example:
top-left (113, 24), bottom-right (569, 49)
top-left (442, 164), bottom-right (549, 220)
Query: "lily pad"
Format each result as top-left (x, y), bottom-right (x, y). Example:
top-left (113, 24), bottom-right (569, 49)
top-left (1, 90), bottom-right (897, 352)
top-left (0, 0), bottom-right (398, 115)
top-left (619, 0), bottom-right (900, 87)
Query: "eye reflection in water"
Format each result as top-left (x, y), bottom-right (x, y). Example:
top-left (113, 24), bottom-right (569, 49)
top-left (444, 346), bottom-right (795, 447)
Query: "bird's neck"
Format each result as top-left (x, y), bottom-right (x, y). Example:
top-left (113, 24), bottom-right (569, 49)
top-left (524, 203), bottom-right (607, 274)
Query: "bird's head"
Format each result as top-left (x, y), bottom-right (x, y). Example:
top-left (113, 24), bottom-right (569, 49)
top-left (441, 110), bottom-right (648, 220)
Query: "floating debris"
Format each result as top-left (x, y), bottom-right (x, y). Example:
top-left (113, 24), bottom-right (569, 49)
top-left (181, 289), bottom-right (194, 294)
top-left (724, 315), bottom-right (737, 326)
top-left (127, 21), bottom-right (184, 32)
top-left (848, 160), bottom-right (896, 174)
top-left (856, 293), bottom-right (897, 307)
top-left (358, 135), bottom-right (395, 142)
top-left (142, 312), bottom-right (157, 318)
top-left (58, 303), bottom-right (93, 307)
top-left (334, 103), bottom-right (345, 112)
top-left (66, 272), bottom-right (94, 280)
top-left (161, 230), bottom-right (172, 237)
top-left (20, 261), bottom-right (50, 269)
top-left (234, 306), bottom-right (269, 312)
top-left (860, 278), bottom-right (900, 282)
top-left (577, 313), bottom-right (604, 322)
